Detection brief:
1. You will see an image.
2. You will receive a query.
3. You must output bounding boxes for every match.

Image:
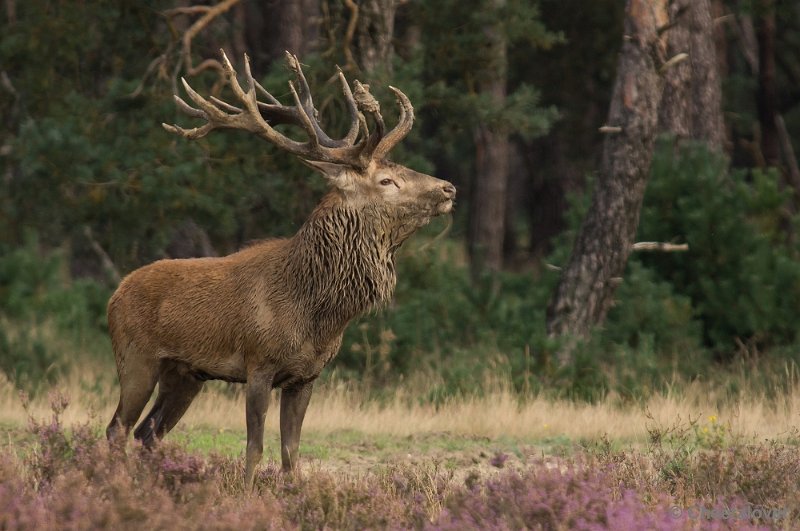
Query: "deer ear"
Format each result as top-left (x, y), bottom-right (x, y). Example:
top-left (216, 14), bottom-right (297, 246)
top-left (302, 160), bottom-right (356, 189)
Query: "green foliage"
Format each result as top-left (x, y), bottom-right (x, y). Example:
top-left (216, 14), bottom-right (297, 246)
top-left (638, 141), bottom-right (800, 355)
top-left (0, 234), bottom-right (111, 389)
top-left (336, 235), bottom-right (558, 398)
top-left (416, 0), bottom-right (559, 182)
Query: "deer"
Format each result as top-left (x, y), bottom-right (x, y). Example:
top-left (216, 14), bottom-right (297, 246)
top-left (105, 51), bottom-right (456, 491)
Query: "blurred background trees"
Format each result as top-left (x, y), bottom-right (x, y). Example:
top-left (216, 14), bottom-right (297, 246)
top-left (3, 0), bottom-right (800, 399)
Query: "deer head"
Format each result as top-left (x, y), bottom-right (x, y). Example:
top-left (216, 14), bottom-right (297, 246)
top-left (163, 51), bottom-right (455, 233)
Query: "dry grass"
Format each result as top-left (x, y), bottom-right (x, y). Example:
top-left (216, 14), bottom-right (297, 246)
top-left (2, 369), bottom-right (799, 444)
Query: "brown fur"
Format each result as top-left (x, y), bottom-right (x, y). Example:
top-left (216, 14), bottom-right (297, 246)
top-left (106, 160), bottom-right (455, 489)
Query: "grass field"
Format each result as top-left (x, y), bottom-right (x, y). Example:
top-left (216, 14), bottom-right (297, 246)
top-left (1, 370), bottom-right (799, 529)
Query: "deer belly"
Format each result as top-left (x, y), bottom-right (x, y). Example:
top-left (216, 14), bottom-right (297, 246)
top-left (189, 354), bottom-right (247, 383)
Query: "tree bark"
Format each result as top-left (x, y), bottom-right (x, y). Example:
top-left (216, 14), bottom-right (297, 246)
top-left (468, 0), bottom-right (509, 277)
top-left (355, 0), bottom-right (397, 75)
top-left (690, 0), bottom-right (724, 149)
top-left (658, 0), bottom-right (691, 139)
top-left (658, 0), bottom-right (724, 150)
top-left (245, 0), bottom-right (319, 70)
top-left (756, 0), bottom-right (779, 168)
top-left (546, 0), bottom-right (667, 363)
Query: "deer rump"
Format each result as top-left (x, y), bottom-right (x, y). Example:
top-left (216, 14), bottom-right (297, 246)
top-left (105, 51), bottom-right (455, 491)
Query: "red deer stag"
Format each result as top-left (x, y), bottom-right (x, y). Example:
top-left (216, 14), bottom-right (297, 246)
top-left (105, 51), bottom-right (455, 491)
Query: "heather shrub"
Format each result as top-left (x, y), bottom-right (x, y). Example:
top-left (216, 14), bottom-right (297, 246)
top-left (4, 395), bottom-right (797, 530)
top-left (688, 442), bottom-right (800, 513)
top-left (14, 396), bottom-right (292, 530)
top-left (430, 462), bottom-right (685, 530)
top-left (589, 417), bottom-right (799, 528)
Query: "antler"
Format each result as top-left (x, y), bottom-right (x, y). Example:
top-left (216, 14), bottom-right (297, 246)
top-left (163, 50), bottom-right (414, 168)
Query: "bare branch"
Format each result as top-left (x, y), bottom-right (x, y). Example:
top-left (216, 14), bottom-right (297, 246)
top-left (342, 0), bottom-right (359, 72)
top-left (126, 55), bottom-right (167, 99)
top-left (163, 5), bottom-right (211, 17)
top-left (632, 241), bottom-right (689, 252)
top-left (83, 226), bottom-right (121, 285)
top-left (0, 71), bottom-right (18, 98)
top-left (776, 115), bottom-right (800, 196)
top-left (659, 52), bottom-right (689, 73)
top-left (164, 0), bottom-right (242, 92)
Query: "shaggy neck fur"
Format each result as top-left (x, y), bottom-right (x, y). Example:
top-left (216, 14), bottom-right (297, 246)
top-left (283, 192), bottom-right (420, 339)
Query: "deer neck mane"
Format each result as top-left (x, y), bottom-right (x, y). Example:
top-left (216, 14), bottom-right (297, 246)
top-left (284, 192), bottom-right (403, 330)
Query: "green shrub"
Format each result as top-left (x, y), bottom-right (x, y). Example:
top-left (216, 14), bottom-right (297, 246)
top-left (638, 141), bottom-right (800, 356)
top-left (0, 234), bottom-right (111, 389)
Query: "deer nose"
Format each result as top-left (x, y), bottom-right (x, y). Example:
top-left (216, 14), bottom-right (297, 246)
top-left (442, 183), bottom-right (456, 198)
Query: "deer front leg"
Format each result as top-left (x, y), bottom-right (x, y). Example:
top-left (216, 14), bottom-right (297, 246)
top-left (244, 370), bottom-right (274, 492)
top-left (280, 381), bottom-right (314, 472)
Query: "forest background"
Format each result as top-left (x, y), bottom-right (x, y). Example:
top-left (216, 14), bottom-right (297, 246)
top-left (2, 0), bottom-right (800, 402)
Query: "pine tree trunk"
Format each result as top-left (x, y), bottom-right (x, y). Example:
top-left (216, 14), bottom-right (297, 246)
top-left (244, 0), bottom-right (319, 70)
top-left (470, 121), bottom-right (510, 275)
top-left (658, 0), bottom-right (692, 138)
top-left (658, 0), bottom-right (724, 150)
top-left (546, 0), bottom-right (667, 362)
top-left (756, 0), bottom-right (779, 168)
top-left (355, 0), bottom-right (397, 75)
top-left (690, 0), bottom-right (724, 150)
top-left (468, 0), bottom-right (509, 277)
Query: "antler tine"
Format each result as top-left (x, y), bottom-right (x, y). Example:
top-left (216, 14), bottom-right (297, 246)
top-left (254, 80), bottom-right (281, 105)
top-left (285, 52), bottom-right (315, 117)
top-left (161, 78), bottom-right (231, 139)
top-left (220, 50), bottom-right (254, 110)
top-left (243, 53), bottom-right (257, 96)
top-left (162, 121), bottom-right (217, 139)
top-left (288, 80), bottom-right (320, 151)
top-left (351, 80), bottom-right (387, 163)
top-left (371, 86), bottom-right (415, 160)
top-left (281, 52), bottom-right (359, 150)
top-left (173, 93), bottom-right (208, 119)
top-left (337, 67), bottom-right (361, 145)
top-left (209, 95), bottom-right (242, 114)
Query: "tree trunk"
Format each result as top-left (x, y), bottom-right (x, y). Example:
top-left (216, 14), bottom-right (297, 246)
top-left (245, 0), bottom-right (319, 71)
top-left (690, 0), bottom-right (724, 150)
top-left (546, 0), bottom-right (667, 363)
top-left (470, 122), bottom-right (510, 275)
top-left (355, 0), bottom-right (397, 75)
top-left (468, 0), bottom-right (509, 277)
top-left (756, 0), bottom-right (779, 168)
top-left (658, 0), bottom-right (724, 150)
top-left (658, 0), bottom-right (692, 139)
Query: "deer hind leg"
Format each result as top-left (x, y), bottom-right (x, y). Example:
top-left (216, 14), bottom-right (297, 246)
top-left (106, 350), bottom-right (159, 444)
top-left (134, 360), bottom-right (203, 447)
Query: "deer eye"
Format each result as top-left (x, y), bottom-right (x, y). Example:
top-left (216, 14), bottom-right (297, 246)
top-left (379, 178), bottom-right (396, 187)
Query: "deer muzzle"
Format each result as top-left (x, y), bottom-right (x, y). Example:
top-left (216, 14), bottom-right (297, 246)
top-left (437, 182), bottom-right (456, 214)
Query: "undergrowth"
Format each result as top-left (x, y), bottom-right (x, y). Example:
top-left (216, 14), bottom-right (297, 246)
top-left (1, 394), bottom-right (796, 530)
